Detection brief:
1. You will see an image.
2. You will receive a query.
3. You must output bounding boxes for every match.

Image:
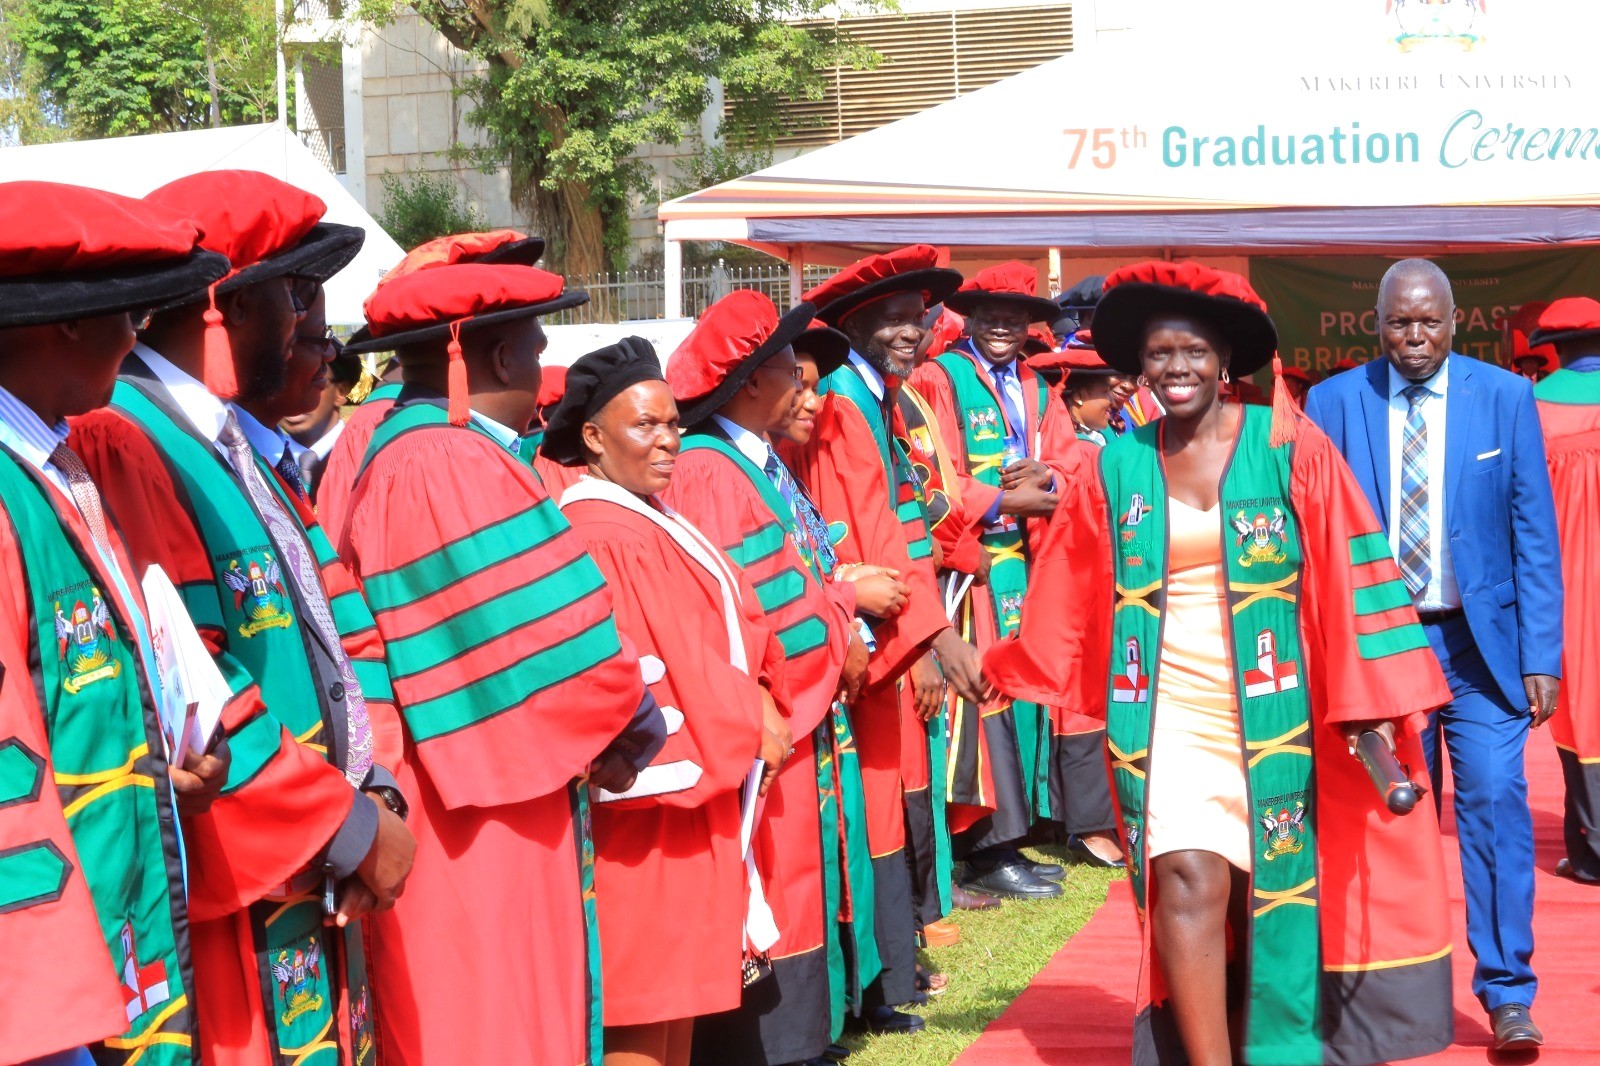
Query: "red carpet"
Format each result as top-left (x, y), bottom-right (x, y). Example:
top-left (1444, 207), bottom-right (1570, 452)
top-left (957, 731), bottom-right (1596, 1064)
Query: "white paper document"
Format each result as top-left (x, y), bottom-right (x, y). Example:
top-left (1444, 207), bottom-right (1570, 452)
top-left (141, 565), bottom-right (229, 765)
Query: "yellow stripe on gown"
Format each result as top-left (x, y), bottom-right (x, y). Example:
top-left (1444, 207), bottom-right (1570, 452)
top-left (1144, 496), bottom-right (1253, 872)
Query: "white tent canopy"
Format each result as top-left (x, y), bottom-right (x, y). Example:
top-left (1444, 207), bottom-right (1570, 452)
top-left (660, 0), bottom-right (1600, 292)
top-left (0, 122), bottom-right (404, 325)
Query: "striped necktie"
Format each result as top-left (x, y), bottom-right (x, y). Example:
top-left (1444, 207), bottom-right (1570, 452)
top-left (50, 442), bottom-right (112, 554)
top-left (1397, 384), bottom-right (1432, 595)
top-left (219, 412), bottom-right (373, 785)
top-left (763, 448), bottom-right (837, 575)
top-left (274, 446), bottom-right (309, 502)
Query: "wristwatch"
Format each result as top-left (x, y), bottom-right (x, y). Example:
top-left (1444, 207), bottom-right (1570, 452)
top-left (367, 785), bottom-right (409, 822)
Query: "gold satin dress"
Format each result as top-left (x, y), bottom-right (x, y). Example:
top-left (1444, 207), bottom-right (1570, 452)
top-left (1143, 497), bottom-right (1254, 872)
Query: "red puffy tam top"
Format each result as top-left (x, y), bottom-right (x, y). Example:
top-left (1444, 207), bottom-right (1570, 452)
top-left (944, 260), bottom-right (1061, 322)
top-left (1535, 296), bottom-right (1600, 333)
top-left (1104, 260), bottom-right (1268, 312)
top-left (360, 262), bottom-right (575, 426)
top-left (146, 170), bottom-right (325, 276)
top-left (0, 181), bottom-right (205, 275)
top-left (0, 181), bottom-right (230, 330)
top-left (666, 289), bottom-right (780, 402)
top-left (363, 263), bottom-right (567, 337)
top-left (803, 244), bottom-right (963, 326)
top-left (378, 229), bottom-right (542, 286)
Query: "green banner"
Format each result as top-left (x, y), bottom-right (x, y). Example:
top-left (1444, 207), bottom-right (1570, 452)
top-left (1248, 250), bottom-right (1600, 377)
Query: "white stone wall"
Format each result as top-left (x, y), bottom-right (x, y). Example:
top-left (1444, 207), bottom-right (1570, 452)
top-left (356, 11), bottom-right (528, 231)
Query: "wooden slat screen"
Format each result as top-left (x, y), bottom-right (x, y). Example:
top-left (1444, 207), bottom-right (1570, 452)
top-left (725, 5), bottom-right (1073, 148)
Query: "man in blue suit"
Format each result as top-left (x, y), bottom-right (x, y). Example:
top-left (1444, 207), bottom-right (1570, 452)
top-left (1305, 258), bottom-right (1562, 1052)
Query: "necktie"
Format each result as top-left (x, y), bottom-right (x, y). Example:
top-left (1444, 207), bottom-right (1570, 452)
top-left (49, 442), bottom-right (112, 554)
top-left (219, 412), bottom-right (373, 785)
top-left (991, 363), bottom-right (1028, 461)
top-left (274, 445), bottom-right (309, 502)
top-left (764, 449), bottom-right (836, 575)
top-left (1397, 384), bottom-right (1432, 596)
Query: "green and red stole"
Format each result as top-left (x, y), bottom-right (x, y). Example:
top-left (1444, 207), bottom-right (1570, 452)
top-left (819, 366), bottom-right (954, 905)
top-left (0, 446), bottom-right (196, 1064)
top-left (1101, 406), bottom-right (1427, 1062)
top-left (109, 382), bottom-right (379, 1063)
top-left (681, 429), bottom-right (881, 1028)
top-left (929, 350), bottom-right (1052, 822)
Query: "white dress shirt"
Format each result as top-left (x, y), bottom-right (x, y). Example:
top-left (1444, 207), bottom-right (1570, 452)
top-left (711, 413), bottom-right (772, 470)
top-left (138, 343), bottom-right (232, 450)
top-left (0, 385), bottom-right (73, 499)
top-left (847, 351), bottom-right (887, 401)
top-left (1387, 360), bottom-right (1460, 610)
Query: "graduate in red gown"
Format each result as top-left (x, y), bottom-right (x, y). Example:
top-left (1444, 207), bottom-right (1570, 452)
top-left (543, 338), bottom-right (787, 1066)
top-left (783, 245), bottom-right (993, 1032)
top-left (0, 182), bottom-right (232, 1065)
top-left (912, 263), bottom-right (1123, 897)
top-left (316, 228), bottom-right (547, 540)
top-left (1530, 298), bottom-right (1600, 884)
top-left (663, 292), bottom-right (893, 1061)
top-left (71, 172), bottom-right (414, 1066)
top-left (337, 253), bottom-right (666, 1065)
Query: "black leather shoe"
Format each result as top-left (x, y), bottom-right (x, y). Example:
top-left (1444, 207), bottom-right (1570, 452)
top-left (1490, 1003), bottom-right (1544, 1051)
top-left (960, 862), bottom-right (1064, 900)
top-left (1067, 834), bottom-right (1127, 869)
top-left (859, 1005), bottom-right (925, 1035)
top-left (952, 884), bottom-right (1002, 910)
top-left (1021, 858), bottom-right (1066, 880)
top-left (824, 1043), bottom-right (851, 1061)
top-left (1556, 857), bottom-right (1600, 884)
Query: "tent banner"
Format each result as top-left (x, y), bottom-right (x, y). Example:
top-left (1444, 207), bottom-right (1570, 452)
top-left (1248, 250), bottom-right (1600, 374)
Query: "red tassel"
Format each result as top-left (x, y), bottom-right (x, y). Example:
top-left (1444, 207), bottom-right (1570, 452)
top-left (1268, 354), bottom-right (1301, 448)
top-left (202, 283), bottom-right (237, 400)
top-left (446, 319), bottom-right (469, 426)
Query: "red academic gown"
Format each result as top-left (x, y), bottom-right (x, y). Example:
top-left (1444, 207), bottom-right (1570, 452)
top-left (0, 482), bottom-right (193, 1062)
top-left (782, 383), bottom-right (947, 1003)
top-left (561, 478), bottom-right (778, 1026)
top-left (1536, 368), bottom-right (1600, 878)
top-left (70, 411), bottom-right (389, 1066)
top-left (314, 390), bottom-right (395, 544)
top-left (340, 417), bottom-right (649, 1065)
top-left (662, 444), bottom-right (854, 965)
top-left (985, 423), bottom-right (1456, 1064)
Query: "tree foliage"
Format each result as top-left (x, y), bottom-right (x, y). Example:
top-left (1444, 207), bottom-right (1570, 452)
top-left (357, 0), bottom-right (880, 273)
top-left (4, 0), bottom-right (278, 140)
top-left (376, 170), bottom-right (487, 250)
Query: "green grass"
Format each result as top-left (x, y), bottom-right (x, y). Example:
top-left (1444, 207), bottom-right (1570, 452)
top-left (841, 844), bottom-right (1125, 1066)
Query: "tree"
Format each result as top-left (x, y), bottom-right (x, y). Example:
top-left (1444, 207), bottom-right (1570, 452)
top-left (376, 171), bottom-right (487, 250)
top-left (356, 0), bottom-right (878, 275)
top-left (5, 0), bottom-right (277, 139)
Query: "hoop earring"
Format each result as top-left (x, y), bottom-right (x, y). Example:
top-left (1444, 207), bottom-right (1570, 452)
top-left (1221, 369), bottom-right (1231, 384)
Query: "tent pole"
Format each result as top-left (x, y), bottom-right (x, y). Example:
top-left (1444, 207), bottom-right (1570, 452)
top-left (788, 249), bottom-right (806, 307)
top-left (665, 238), bottom-right (684, 319)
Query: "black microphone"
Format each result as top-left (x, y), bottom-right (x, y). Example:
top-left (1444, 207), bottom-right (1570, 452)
top-left (1355, 730), bottom-right (1419, 815)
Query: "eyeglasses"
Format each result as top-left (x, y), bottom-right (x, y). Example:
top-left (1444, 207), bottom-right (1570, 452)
top-left (129, 308), bottom-right (155, 331)
top-left (757, 362), bottom-right (804, 384)
top-left (294, 325), bottom-right (336, 353)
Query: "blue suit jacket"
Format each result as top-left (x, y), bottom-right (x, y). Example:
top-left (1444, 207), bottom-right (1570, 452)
top-left (1304, 354), bottom-right (1562, 710)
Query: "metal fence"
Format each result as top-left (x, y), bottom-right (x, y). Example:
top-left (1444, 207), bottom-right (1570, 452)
top-left (544, 262), bottom-right (836, 325)
top-left (298, 127), bottom-right (346, 176)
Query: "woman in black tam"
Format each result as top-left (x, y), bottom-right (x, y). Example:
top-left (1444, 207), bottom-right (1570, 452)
top-left (547, 338), bottom-right (793, 1066)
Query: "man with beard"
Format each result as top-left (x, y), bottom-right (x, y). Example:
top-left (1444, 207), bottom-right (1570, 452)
top-left (783, 245), bottom-right (992, 1035)
top-left (912, 263), bottom-right (1123, 902)
top-left (70, 170), bottom-right (415, 1066)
